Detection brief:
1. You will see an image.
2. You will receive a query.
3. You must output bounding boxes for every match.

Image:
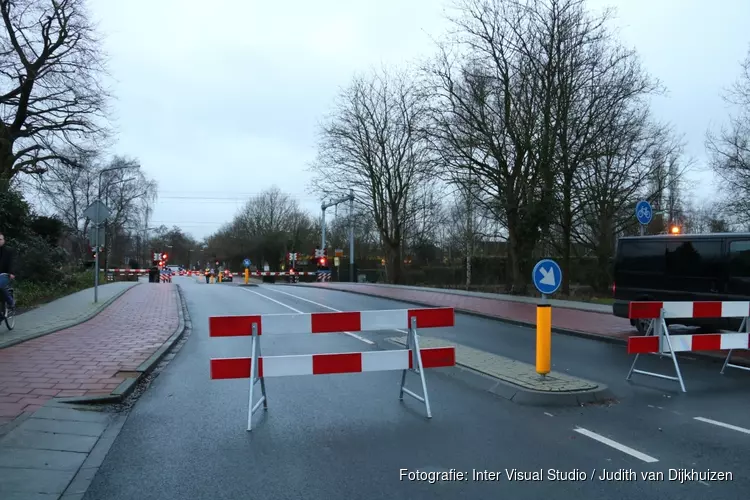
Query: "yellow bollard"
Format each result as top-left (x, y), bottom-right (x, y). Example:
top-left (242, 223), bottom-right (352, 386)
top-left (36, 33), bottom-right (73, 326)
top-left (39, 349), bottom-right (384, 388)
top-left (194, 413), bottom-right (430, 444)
top-left (210, 275), bottom-right (214, 284)
top-left (536, 304), bottom-right (551, 375)
top-left (244, 268), bottom-right (249, 284)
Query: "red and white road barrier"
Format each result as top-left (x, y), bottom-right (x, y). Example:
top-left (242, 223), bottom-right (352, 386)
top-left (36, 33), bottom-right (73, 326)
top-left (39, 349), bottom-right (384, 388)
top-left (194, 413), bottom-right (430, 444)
top-left (107, 268), bottom-right (150, 273)
top-left (249, 271), bottom-right (317, 277)
top-left (209, 307), bottom-right (456, 431)
top-left (160, 273), bottom-right (172, 283)
top-left (626, 301), bottom-right (750, 392)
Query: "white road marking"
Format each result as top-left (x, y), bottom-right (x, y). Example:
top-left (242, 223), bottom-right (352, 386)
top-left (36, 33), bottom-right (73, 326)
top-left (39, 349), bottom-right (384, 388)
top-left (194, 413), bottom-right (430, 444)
top-left (544, 412), bottom-right (554, 417)
top-left (244, 288), bottom-right (373, 344)
top-left (694, 417), bottom-right (750, 435)
top-left (573, 427), bottom-right (659, 463)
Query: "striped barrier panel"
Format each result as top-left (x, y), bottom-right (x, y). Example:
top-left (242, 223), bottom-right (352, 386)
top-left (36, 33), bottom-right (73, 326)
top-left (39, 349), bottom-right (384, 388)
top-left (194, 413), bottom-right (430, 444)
top-left (626, 301), bottom-right (750, 392)
top-left (209, 307), bottom-right (456, 431)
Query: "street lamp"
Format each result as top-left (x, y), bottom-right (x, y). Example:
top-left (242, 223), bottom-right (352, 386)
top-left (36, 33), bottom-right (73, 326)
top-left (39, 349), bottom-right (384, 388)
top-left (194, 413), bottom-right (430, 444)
top-left (94, 164), bottom-right (139, 303)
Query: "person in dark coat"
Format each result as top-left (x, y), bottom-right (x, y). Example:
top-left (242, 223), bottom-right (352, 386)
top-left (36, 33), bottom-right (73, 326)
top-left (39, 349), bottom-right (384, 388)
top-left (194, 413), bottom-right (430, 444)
top-left (0, 231), bottom-right (17, 309)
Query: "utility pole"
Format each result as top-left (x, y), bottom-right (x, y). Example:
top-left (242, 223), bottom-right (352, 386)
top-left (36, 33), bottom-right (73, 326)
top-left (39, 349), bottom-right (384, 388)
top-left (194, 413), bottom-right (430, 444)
top-left (321, 191), bottom-right (355, 282)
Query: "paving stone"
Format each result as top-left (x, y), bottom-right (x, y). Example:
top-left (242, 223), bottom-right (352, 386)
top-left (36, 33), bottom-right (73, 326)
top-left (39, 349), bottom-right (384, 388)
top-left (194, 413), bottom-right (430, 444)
top-left (31, 407), bottom-right (111, 424)
top-left (0, 447), bottom-right (87, 470)
top-left (23, 418), bottom-right (108, 437)
top-left (388, 336), bottom-right (599, 392)
top-left (0, 466), bottom-right (74, 495)
top-left (2, 430), bottom-right (98, 453)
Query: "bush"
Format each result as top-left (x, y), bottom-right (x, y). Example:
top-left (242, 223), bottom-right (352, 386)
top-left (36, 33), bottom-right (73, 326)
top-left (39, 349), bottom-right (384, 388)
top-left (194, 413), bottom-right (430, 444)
top-left (10, 233), bottom-right (68, 283)
top-left (14, 269), bottom-right (101, 309)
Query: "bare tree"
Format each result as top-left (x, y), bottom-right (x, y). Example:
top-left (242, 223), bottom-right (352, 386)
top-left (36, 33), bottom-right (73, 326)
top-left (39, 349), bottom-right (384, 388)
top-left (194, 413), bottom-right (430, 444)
top-left (36, 155), bottom-right (157, 265)
top-left (571, 109), bottom-right (683, 291)
top-left (0, 0), bottom-right (109, 189)
top-left (309, 67), bottom-right (434, 284)
top-left (706, 44), bottom-right (750, 220)
top-left (549, 0), bottom-right (661, 293)
top-left (426, 0), bottom-right (571, 293)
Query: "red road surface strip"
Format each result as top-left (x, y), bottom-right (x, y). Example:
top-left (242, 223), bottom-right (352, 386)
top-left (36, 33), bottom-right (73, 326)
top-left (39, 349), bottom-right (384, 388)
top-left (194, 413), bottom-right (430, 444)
top-left (210, 347), bottom-right (457, 379)
top-left (208, 307), bottom-right (455, 337)
top-left (0, 284), bottom-right (179, 428)
top-left (305, 283), bottom-right (633, 338)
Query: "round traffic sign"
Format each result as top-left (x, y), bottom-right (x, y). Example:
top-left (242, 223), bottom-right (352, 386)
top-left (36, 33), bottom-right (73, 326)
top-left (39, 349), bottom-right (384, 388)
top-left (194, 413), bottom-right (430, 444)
top-left (635, 200), bottom-right (653, 225)
top-left (532, 259), bottom-right (562, 295)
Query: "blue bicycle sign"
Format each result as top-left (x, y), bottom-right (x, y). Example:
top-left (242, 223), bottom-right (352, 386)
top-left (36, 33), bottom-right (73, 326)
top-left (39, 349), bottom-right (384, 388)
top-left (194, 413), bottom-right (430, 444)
top-left (635, 200), bottom-right (653, 225)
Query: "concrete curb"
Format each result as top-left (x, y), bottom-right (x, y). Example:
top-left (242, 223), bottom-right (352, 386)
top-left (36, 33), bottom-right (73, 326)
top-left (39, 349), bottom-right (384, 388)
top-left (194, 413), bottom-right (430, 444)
top-left (372, 337), bottom-right (614, 407)
top-left (53, 284), bottom-right (190, 405)
top-left (299, 283), bottom-right (750, 369)
top-left (0, 282), bottom-right (141, 350)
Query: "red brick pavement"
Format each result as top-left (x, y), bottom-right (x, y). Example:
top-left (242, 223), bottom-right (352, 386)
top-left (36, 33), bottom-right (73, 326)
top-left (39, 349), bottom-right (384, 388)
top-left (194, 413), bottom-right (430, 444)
top-left (305, 283), bottom-right (750, 364)
top-left (0, 284), bottom-right (179, 427)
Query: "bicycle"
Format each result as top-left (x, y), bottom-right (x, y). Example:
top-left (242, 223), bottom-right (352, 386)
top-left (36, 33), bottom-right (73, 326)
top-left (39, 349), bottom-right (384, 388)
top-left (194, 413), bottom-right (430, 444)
top-left (0, 274), bottom-right (15, 331)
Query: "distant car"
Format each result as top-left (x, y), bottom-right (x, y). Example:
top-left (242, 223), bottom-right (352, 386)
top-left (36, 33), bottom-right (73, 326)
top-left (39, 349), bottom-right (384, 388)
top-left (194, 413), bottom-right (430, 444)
top-left (221, 269), bottom-right (233, 282)
top-left (166, 265), bottom-right (180, 275)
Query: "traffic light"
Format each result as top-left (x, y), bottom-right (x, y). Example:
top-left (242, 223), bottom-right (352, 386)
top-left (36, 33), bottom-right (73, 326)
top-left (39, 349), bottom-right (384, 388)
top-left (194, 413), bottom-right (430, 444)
top-left (319, 257), bottom-right (327, 267)
top-left (162, 253), bottom-right (168, 260)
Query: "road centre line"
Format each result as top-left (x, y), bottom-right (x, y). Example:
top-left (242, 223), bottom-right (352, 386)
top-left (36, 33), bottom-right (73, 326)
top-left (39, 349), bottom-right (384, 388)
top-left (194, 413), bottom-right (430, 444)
top-left (242, 287), bottom-right (373, 344)
top-left (694, 417), bottom-right (750, 435)
top-left (573, 427), bottom-right (659, 463)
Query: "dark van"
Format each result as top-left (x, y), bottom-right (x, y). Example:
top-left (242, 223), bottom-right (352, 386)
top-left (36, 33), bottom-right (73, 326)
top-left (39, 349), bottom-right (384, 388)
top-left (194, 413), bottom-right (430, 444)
top-left (612, 233), bottom-right (750, 334)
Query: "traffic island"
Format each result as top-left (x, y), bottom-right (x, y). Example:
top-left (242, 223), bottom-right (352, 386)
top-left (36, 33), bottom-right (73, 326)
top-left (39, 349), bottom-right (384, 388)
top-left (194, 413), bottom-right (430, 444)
top-left (386, 336), bottom-right (614, 407)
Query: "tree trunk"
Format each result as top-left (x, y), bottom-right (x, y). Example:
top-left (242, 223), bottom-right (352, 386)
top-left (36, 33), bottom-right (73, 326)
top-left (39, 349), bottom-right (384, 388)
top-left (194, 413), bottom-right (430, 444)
top-left (385, 245), bottom-right (402, 284)
top-left (561, 181), bottom-right (573, 295)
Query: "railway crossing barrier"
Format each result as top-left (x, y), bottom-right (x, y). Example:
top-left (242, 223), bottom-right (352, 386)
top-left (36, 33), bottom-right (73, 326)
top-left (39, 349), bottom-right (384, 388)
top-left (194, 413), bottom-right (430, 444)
top-left (626, 301), bottom-right (750, 392)
top-left (208, 307), bottom-right (457, 431)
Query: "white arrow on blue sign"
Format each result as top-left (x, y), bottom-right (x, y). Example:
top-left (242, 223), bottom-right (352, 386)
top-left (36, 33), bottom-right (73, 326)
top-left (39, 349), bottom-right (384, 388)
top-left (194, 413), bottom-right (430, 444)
top-left (532, 259), bottom-right (562, 295)
top-left (243, 258), bottom-right (251, 268)
top-left (635, 200), bottom-right (653, 225)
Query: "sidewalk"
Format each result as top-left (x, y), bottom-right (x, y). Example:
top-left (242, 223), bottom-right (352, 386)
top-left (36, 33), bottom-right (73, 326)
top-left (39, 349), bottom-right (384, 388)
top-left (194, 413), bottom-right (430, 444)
top-left (0, 283), bottom-right (181, 432)
top-left (0, 281), bottom-right (139, 349)
top-left (301, 282), bottom-right (750, 364)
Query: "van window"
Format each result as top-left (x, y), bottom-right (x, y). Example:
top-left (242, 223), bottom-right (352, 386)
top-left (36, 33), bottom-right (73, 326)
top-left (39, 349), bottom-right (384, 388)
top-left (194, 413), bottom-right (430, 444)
top-left (618, 240), bottom-right (665, 273)
top-left (728, 240), bottom-right (750, 277)
top-left (666, 240), bottom-right (722, 277)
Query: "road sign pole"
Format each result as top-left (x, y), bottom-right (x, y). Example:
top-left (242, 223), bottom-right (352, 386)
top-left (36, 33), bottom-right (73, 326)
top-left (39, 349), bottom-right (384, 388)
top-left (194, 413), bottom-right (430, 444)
top-left (94, 222), bottom-right (99, 303)
top-left (349, 189), bottom-right (354, 283)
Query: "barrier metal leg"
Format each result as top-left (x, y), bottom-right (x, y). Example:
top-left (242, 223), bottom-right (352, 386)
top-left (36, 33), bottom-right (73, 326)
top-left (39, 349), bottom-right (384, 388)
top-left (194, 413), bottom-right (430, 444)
top-left (626, 320), bottom-right (653, 381)
top-left (721, 317), bottom-right (750, 374)
top-left (247, 322), bottom-right (268, 432)
top-left (399, 317), bottom-right (433, 418)
top-left (626, 314), bottom-right (687, 393)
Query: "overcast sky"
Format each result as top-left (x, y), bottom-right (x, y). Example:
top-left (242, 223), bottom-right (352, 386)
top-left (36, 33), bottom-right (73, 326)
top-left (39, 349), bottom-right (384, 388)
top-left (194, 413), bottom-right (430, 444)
top-left (86, 0), bottom-right (750, 241)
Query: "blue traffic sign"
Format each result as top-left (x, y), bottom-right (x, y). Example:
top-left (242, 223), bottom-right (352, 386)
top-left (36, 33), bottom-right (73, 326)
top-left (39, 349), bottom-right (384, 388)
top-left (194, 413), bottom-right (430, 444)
top-left (532, 259), bottom-right (562, 295)
top-left (635, 200), bottom-right (653, 225)
top-left (242, 258), bottom-right (251, 268)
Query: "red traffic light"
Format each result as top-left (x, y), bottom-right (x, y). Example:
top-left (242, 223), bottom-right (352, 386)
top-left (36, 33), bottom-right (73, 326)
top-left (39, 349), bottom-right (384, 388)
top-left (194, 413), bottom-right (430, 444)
top-left (162, 253), bottom-right (168, 260)
top-left (319, 257), bottom-right (327, 266)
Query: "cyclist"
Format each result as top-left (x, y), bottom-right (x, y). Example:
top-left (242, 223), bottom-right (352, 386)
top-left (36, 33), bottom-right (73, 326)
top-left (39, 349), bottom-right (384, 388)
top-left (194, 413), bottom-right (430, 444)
top-left (0, 231), bottom-right (17, 311)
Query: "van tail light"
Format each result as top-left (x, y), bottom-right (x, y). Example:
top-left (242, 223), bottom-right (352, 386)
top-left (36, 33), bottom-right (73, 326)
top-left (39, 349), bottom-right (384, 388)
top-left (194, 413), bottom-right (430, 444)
top-left (612, 281), bottom-right (616, 296)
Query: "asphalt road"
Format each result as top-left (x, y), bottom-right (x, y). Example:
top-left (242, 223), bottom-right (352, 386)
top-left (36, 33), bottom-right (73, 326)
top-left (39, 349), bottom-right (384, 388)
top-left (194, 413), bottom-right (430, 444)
top-left (84, 279), bottom-right (749, 499)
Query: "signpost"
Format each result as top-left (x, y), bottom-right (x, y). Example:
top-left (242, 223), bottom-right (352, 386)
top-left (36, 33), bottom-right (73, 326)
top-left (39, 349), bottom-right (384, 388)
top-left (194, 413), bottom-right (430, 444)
top-left (83, 200), bottom-right (111, 303)
top-left (635, 200), bottom-right (653, 236)
top-left (532, 258), bottom-right (562, 378)
top-left (243, 258), bottom-right (251, 268)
